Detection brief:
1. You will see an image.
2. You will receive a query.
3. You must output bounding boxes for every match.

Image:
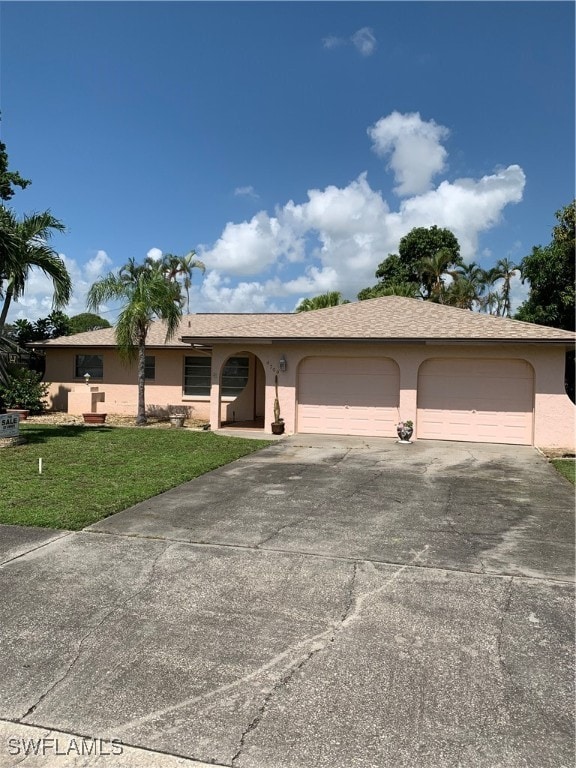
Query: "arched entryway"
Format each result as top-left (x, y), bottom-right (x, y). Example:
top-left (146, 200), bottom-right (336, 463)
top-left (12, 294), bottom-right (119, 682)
top-left (219, 352), bottom-right (266, 429)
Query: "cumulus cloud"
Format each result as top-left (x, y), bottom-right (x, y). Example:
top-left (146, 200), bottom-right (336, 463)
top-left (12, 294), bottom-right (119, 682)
top-left (6, 112), bottom-right (527, 320)
top-left (7, 250), bottom-right (115, 323)
top-left (146, 247), bottom-right (163, 261)
top-left (84, 249), bottom-right (113, 279)
top-left (323, 27), bottom-right (377, 56)
top-left (197, 160), bottom-right (525, 310)
top-left (199, 271), bottom-right (280, 313)
top-left (198, 211), bottom-right (304, 276)
top-left (396, 165), bottom-right (526, 259)
top-left (369, 111), bottom-right (450, 196)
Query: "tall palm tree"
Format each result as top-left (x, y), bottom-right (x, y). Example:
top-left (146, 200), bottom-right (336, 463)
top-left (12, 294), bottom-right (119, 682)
top-left (494, 257), bottom-right (518, 317)
top-left (0, 207), bottom-right (69, 391)
top-left (158, 251), bottom-right (205, 313)
top-left (87, 259), bottom-right (183, 425)
top-left (477, 266), bottom-right (501, 315)
top-left (0, 207), bottom-right (69, 334)
top-left (444, 277), bottom-right (479, 309)
top-left (295, 291), bottom-right (350, 312)
top-left (446, 262), bottom-right (487, 310)
top-left (418, 248), bottom-right (455, 301)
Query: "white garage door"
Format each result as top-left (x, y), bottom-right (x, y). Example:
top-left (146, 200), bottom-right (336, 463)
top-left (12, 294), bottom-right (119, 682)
top-left (417, 358), bottom-right (534, 445)
top-left (297, 357), bottom-right (399, 437)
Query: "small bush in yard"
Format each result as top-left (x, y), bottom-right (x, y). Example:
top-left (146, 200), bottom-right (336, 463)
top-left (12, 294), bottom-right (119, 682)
top-left (0, 368), bottom-right (50, 413)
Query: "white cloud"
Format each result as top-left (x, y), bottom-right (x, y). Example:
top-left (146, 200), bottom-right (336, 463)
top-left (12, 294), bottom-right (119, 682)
top-left (508, 270), bottom-right (529, 314)
top-left (198, 211), bottom-right (302, 276)
top-left (146, 247), bottom-right (163, 261)
top-left (234, 185), bottom-right (259, 199)
top-left (6, 250), bottom-right (114, 323)
top-left (369, 111), bottom-right (449, 196)
top-left (322, 35), bottom-right (344, 50)
top-left (197, 159), bottom-right (525, 309)
top-left (5, 113), bottom-right (527, 321)
top-left (323, 27), bottom-right (377, 56)
top-left (199, 271), bottom-right (280, 313)
top-left (397, 165), bottom-right (526, 260)
top-left (85, 249), bottom-right (113, 279)
top-left (351, 27), bottom-right (377, 56)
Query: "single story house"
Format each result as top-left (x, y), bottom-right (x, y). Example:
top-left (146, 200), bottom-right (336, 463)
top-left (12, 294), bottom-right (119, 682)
top-left (37, 296), bottom-right (576, 452)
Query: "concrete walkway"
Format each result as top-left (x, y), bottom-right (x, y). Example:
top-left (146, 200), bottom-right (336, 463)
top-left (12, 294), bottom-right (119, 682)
top-left (0, 437), bottom-right (573, 767)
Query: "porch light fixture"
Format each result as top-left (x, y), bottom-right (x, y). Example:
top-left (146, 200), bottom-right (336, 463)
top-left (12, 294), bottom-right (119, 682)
top-left (84, 372), bottom-right (91, 386)
top-left (279, 355), bottom-right (287, 373)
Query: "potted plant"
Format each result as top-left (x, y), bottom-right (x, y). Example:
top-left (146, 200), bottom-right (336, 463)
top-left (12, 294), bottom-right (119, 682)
top-left (396, 419), bottom-right (414, 443)
top-left (167, 404), bottom-right (189, 428)
top-left (271, 374), bottom-right (285, 435)
top-left (83, 412), bottom-right (107, 425)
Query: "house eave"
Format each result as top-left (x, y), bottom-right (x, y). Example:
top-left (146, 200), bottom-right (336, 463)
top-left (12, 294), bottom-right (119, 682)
top-left (179, 336), bottom-right (575, 346)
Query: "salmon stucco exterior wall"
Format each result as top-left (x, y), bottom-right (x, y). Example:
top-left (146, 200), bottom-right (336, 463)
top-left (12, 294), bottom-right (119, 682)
top-left (44, 347), bottom-right (211, 421)
top-left (207, 342), bottom-right (575, 451)
top-left (42, 339), bottom-right (575, 452)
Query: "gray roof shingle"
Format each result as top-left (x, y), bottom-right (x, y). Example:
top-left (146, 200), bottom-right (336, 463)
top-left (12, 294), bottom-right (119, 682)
top-left (37, 296), bottom-right (576, 347)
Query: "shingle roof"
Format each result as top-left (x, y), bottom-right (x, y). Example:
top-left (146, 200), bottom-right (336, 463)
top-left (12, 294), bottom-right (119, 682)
top-left (38, 296), bottom-right (576, 347)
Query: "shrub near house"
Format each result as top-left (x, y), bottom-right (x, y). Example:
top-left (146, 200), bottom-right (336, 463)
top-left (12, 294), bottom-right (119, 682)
top-left (0, 368), bottom-right (49, 413)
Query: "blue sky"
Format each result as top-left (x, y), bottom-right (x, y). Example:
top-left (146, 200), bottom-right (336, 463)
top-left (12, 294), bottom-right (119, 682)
top-left (1, 1), bottom-right (574, 321)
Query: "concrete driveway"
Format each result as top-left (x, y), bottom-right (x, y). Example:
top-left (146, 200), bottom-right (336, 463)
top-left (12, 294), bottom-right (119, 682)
top-left (0, 437), bottom-right (574, 768)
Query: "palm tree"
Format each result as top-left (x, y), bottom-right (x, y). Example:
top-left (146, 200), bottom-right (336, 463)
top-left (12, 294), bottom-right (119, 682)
top-left (0, 207), bottom-right (69, 334)
top-left (477, 266), bottom-right (501, 315)
top-left (494, 257), bottom-right (518, 317)
top-left (295, 291), bottom-right (350, 312)
top-left (158, 251), bottom-right (205, 313)
top-left (0, 207), bottom-right (69, 392)
top-left (418, 249), bottom-right (455, 301)
top-left (87, 259), bottom-right (183, 425)
top-left (445, 262), bottom-right (487, 310)
top-left (444, 277), bottom-right (480, 309)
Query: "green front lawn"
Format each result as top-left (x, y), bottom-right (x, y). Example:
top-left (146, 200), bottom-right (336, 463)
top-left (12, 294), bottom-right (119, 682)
top-left (551, 459), bottom-right (576, 485)
top-left (1, 425), bottom-right (271, 530)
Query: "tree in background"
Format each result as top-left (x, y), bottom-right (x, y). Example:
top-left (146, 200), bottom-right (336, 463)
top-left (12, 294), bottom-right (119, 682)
top-left (444, 262), bottom-right (488, 310)
top-left (12, 312), bottom-right (111, 345)
top-left (87, 258), bottom-right (183, 425)
top-left (357, 225), bottom-right (524, 315)
top-left (295, 291), bottom-right (350, 312)
top-left (0, 117), bottom-right (31, 201)
top-left (515, 201), bottom-right (575, 332)
top-left (493, 257), bottom-right (519, 318)
top-left (358, 225), bottom-right (462, 301)
top-left (159, 251), bottom-right (205, 313)
top-left (68, 312), bottom-right (111, 334)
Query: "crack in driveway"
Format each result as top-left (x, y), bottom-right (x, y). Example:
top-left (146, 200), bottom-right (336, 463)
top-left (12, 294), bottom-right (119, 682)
top-left (18, 543), bottom-right (174, 724)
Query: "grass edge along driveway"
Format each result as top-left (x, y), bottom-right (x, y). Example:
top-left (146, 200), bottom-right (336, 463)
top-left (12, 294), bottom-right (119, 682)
top-left (1, 425), bottom-right (272, 530)
top-left (551, 458), bottom-right (576, 485)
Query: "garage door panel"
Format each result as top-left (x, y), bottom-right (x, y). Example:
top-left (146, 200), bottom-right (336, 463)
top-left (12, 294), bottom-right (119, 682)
top-left (417, 359), bottom-right (534, 445)
top-left (297, 357), bottom-right (399, 437)
top-left (299, 375), bottom-right (398, 408)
